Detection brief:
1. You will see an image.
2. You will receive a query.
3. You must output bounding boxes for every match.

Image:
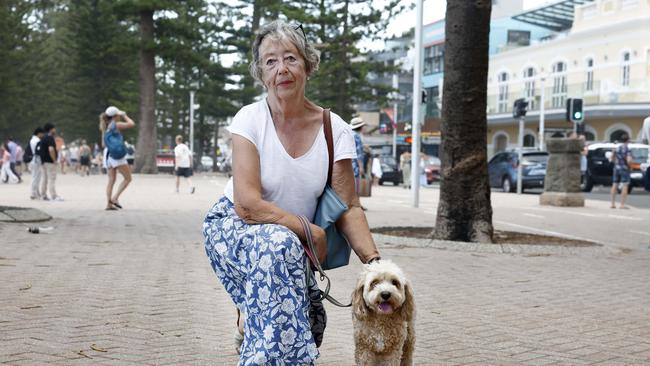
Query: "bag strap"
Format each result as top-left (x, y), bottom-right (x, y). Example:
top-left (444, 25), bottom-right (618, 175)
top-left (322, 109), bottom-right (334, 186)
top-left (297, 215), bottom-right (351, 308)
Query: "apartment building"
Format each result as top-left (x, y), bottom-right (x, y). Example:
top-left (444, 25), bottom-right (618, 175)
top-left (486, 0), bottom-right (650, 157)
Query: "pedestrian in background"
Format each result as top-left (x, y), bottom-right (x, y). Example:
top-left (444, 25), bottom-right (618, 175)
top-left (125, 140), bottom-right (135, 172)
top-left (29, 127), bottom-right (44, 199)
top-left (400, 151), bottom-right (411, 189)
top-left (99, 106), bottom-right (135, 210)
top-left (79, 140), bottom-right (91, 176)
top-left (350, 117), bottom-right (366, 192)
top-left (5, 137), bottom-right (22, 183)
top-left (39, 123), bottom-right (63, 201)
top-left (15, 144), bottom-right (24, 176)
top-left (173, 135), bottom-right (195, 194)
top-left (1, 144), bottom-right (19, 183)
top-left (203, 20), bottom-right (380, 363)
top-left (610, 133), bottom-right (631, 209)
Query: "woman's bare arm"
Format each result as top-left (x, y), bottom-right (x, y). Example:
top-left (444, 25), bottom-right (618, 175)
top-left (116, 114), bottom-right (135, 130)
top-left (330, 158), bottom-right (380, 263)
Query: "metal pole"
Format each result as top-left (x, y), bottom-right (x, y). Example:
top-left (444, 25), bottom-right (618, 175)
top-left (539, 76), bottom-right (546, 151)
top-left (392, 74), bottom-right (399, 160)
top-left (189, 90), bottom-right (195, 157)
top-left (410, 0), bottom-right (423, 208)
top-left (517, 116), bottom-right (524, 194)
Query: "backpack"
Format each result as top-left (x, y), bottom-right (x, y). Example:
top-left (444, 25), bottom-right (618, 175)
top-left (104, 122), bottom-right (127, 159)
top-left (23, 143), bottom-right (34, 164)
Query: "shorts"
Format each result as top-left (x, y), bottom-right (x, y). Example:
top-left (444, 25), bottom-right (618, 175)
top-left (127, 158), bottom-right (134, 165)
top-left (176, 167), bottom-right (193, 177)
top-left (613, 167), bottom-right (630, 184)
top-left (105, 150), bottom-right (127, 169)
top-left (80, 156), bottom-right (91, 166)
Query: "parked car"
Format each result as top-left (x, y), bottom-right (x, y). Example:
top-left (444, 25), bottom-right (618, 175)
top-left (582, 142), bottom-right (650, 193)
top-left (422, 155), bottom-right (441, 184)
top-left (199, 156), bottom-right (214, 172)
top-left (488, 150), bottom-right (549, 192)
top-left (377, 155), bottom-right (402, 186)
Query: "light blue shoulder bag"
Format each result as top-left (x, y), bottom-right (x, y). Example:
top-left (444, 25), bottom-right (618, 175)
top-left (312, 109), bottom-right (351, 270)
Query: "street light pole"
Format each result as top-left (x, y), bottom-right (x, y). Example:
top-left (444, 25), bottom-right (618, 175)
top-left (410, 0), bottom-right (423, 208)
top-left (392, 74), bottom-right (399, 160)
top-left (517, 116), bottom-right (524, 195)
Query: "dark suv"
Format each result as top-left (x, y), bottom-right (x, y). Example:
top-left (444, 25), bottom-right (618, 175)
top-left (488, 150), bottom-right (549, 192)
top-left (582, 142), bottom-right (649, 193)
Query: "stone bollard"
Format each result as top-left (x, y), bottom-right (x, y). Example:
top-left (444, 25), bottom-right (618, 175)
top-left (540, 138), bottom-right (585, 207)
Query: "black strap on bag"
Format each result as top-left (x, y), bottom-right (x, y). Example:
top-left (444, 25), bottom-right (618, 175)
top-left (297, 215), bottom-right (351, 308)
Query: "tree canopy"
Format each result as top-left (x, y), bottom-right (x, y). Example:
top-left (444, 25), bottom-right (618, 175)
top-left (1, 0), bottom-right (405, 162)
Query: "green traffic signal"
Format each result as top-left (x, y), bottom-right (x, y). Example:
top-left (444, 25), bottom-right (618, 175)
top-left (574, 111), bottom-right (582, 119)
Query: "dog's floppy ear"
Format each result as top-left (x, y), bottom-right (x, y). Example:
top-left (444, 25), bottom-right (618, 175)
top-left (352, 276), bottom-right (368, 320)
top-left (399, 280), bottom-right (415, 322)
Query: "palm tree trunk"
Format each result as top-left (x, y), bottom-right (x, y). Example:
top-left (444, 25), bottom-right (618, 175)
top-left (434, 0), bottom-right (494, 243)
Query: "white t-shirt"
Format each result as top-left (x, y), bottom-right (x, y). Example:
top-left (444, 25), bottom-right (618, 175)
top-left (174, 143), bottom-right (192, 168)
top-left (224, 99), bottom-right (357, 220)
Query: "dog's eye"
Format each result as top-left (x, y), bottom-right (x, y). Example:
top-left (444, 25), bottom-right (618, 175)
top-left (391, 279), bottom-right (400, 288)
top-left (370, 280), bottom-right (379, 289)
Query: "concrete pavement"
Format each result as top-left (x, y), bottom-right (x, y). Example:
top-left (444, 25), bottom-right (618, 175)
top-left (1, 173), bottom-right (649, 365)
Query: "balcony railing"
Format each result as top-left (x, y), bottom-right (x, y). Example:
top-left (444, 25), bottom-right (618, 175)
top-left (486, 79), bottom-right (650, 115)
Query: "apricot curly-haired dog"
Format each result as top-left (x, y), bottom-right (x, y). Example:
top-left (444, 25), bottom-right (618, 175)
top-left (352, 260), bottom-right (415, 365)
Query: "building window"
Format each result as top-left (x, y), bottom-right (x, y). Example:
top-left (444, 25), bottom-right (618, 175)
top-left (621, 52), bottom-right (630, 86)
top-left (507, 30), bottom-right (531, 47)
top-left (585, 58), bottom-right (594, 91)
top-left (551, 62), bottom-right (567, 108)
top-left (423, 44), bottom-right (444, 75)
top-left (610, 129), bottom-right (628, 142)
top-left (497, 72), bottom-right (509, 113)
top-left (523, 67), bottom-right (536, 110)
top-left (523, 134), bottom-right (536, 147)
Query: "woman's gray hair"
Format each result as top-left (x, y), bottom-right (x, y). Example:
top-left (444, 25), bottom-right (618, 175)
top-left (249, 20), bottom-right (320, 83)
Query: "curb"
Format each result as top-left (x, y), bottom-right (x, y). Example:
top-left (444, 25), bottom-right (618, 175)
top-left (372, 233), bottom-right (622, 257)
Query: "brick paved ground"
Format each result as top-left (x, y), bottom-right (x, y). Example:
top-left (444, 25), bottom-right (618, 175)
top-left (1, 174), bottom-right (649, 365)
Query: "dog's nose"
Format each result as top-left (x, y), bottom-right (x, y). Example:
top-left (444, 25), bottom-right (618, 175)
top-left (380, 291), bottom-right (391, 300)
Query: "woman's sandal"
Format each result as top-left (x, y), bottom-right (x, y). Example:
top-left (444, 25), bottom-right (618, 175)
top-left (234, 309), bottom-right (244, 354)
top-left (105, 206), bottom-right (118, 211)
top-left (110, 200), bottom-right (123, 209)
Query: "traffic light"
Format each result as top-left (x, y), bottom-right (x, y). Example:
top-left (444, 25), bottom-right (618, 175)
top-left (512, 98), bottom-right (528, 118)
top-left (566, 98), bottom-right (584, 122)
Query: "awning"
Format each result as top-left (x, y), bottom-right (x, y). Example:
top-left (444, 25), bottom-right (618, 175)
top-left (512, 0), bottom-right (594, 32)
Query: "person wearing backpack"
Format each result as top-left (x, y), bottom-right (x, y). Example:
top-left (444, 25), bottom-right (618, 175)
top-left (28, 127), bottom-right (44, 199)
top-left (99, 106), bottom-right (135, 210)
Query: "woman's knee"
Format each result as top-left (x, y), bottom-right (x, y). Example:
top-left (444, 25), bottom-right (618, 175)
top-left (258, 224), bottom-right (303, 264)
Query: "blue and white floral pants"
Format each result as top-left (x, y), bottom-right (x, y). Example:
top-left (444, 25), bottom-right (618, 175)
top-left (203, 196), bottom-right (321, 365)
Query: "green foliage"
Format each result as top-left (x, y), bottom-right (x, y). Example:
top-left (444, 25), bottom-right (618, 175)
top-left (0, 0), bottom-right (405, 149)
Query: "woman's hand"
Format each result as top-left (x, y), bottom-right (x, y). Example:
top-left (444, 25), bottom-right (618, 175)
top-left (309, 223), bottom-right (328, 264)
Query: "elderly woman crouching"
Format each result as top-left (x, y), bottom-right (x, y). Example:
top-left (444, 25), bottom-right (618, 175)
top-left (202, 21), bottom-right (381, 364)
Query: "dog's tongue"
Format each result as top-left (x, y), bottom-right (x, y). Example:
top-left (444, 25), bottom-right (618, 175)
top-left (378, 302), bottom-right (394, 313)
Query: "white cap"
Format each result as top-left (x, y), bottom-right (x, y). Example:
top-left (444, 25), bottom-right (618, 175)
top-left (105, 106), bottom-right (125, 117)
